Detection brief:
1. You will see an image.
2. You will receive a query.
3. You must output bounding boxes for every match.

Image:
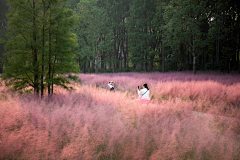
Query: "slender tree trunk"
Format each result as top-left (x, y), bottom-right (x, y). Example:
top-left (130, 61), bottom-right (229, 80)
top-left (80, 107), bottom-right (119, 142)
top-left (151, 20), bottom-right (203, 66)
top-left (159, 52), bottom-right (162, 67)
top-left (180, 43), bottom-right (184, 68)
top-left (202, 52), bottom-right (205, 70)
top-left (41, 1), bottom-right (45, 98)
top-left (144, 11), bottom-right (148, 72)
top-left (33, 0), bottom-right (39, 96)
top-left (83, 61), bottom-right (86, 73)
top-left (149, 42), bottom-right (155, 71)
top-left (120, 39), bottom-right (124, 72)
top-left (175, 49), bottom-right (177, 70)
top-left (126, 30), bottom-right (129, 68)
top-left (0, 46), bottom-right (3, 73)
top-left (237, 48), bottom-right (239, 72)
top-left (52, 54), bottom-right (57, 94)
top-left (113, 29), bottom-right (116, 73)
top-left (0, 21), bottom-right (4, 73)
top-left (238, 32), bottom-right (240, 72)
top-left (51, 14), bottom-right (58, 95)
top-left (206, 50), bottom-right (209, 64)
top-left (48, 7), bottom-right (52, 96)
top-left (192, 35), bottom-right (196, 74)
top-left (101, 52), bottom-right (105, 69)
top-left (193, 54), bottom-right (196, 74)
top-left (232, 51), bottom-right (236, 70)
top-left (48, 35), bottom-right (51, 95)
top-left (123, 29), bottom-right (126, 69)
top-left (162, 38), bottom-right (165, 72)
top-left (87, 61), bottom-right (90, 73)
top-left (109, 52), bottom-right (112, 70)
top-left (116, 32), bottom-right (121, 70)
top-left (216, 28), bottom-right (220, 66)
top-left (95, 37), bottom-right (98, 74)
top-left (144, 55), bottom-right (148, 72)
top-left (189, 51), bottom-right (192, 70)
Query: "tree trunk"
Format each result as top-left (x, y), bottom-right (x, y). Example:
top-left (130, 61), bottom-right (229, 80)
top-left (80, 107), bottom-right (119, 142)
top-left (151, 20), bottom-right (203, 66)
top-left (116, 34), bottom-right (121, 70)
top-left (41, 1), bottom-right (45, 98)
top-left (123, 31), bottom-right (126, 69)
top-left (162, 38), bottom-right (165, 72)
top-left (193, 54), bottom-right (196, 74)
top-left (174, 49), bottom-right (177, 70)
top-left (144, 54), bottom-right (148, 72)
top-left (48, 6), bottom-right (52, 96)
top-left (202, 52), bottom-right (205, 70)
top-left (52, 54), bottom-right (56, 94)
top-left (33, 0), bottom-right (39, 96)
top-left (232, 52), bottom-right (236, 70)
top-left (101, 52), bottom-right (105, 69)
top-left (83, 61), bottom-right (86, 73)
top-left (109, 52), bottom-right (112, 70)
top-left (113, 42), bottom-right (116, 73)
top-left (216, 28), bottom-right (220, 66)
top-left (95, 38), bottom-right (98, 74)
top-left (188, 51), bottom-right (192, 70)
top-left (0, 46), bottom-right (3, 73)
top-left (126, 31), bottom-right (129, 68)
top-left (180, 43), bottom-right (184, 68)
top-left (113, 29), bottom-right (116, 73)
top-left (149, 42), bottom-right (155, 71)
top-left (237, 48), bottom-right (239, 72)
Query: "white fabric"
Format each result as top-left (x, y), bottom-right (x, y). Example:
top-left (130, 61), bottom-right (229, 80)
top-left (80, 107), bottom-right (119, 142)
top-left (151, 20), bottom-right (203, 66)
top-left (138, 88), bottom-right (150, 100)
top-left (108, 83), bottom-right (114, 89)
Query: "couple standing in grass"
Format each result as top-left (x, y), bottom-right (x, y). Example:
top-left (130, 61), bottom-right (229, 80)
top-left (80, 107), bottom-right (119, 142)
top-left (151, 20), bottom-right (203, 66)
top-left (108, 81), bottom-right (150, 101)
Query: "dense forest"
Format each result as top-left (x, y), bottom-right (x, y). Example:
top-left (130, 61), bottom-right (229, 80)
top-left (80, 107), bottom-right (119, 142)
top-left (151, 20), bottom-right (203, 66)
top-left (0, 0), bottom-right (240, 95)
top-left (1, 0), bottom-right (240, 74)
top-left (74, 0), bottom-right (240, 74)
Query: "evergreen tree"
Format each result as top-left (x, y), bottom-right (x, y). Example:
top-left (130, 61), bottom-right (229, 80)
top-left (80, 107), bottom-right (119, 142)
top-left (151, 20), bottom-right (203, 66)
top-left (163, 0), bottom-right (209, 74)
top-left (3, 0), bottom-right (78, 97)
top-left (77, 0), bottom-right (107, 73)
top-left (127, 0), bottom-right (166, 72)
top-left (0, 0), bottom-right (8, 74)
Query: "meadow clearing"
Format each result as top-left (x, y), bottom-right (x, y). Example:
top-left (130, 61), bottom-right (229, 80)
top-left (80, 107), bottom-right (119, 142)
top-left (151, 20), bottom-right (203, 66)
top-left (0, 72), bottom-right (240, 159)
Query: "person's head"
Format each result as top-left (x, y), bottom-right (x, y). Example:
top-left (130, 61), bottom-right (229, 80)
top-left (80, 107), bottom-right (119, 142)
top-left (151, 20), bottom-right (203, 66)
top-left (110, 81), bottom-right (114, 85)
top-left (143, 83), bottom-right (149, 90)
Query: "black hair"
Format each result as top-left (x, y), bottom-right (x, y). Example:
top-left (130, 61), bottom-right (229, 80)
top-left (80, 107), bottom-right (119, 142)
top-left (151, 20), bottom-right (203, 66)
top-left (143, 83), bottom-right (149, 90)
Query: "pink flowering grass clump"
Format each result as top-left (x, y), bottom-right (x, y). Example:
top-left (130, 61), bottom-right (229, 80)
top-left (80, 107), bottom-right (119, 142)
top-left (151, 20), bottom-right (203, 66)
top-left (79, 72), bottom-right (240, 118)
top-left (0, 72), bottom-right (240, 159)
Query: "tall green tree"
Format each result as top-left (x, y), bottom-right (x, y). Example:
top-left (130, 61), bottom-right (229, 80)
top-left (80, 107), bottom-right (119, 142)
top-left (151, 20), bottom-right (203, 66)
top-left (210, 0), bottom-right (240, 72)
top-left (77, 0), bottom-right (107, 73)
top-left (163, 0), bottom-right (210, 74)
top-left (3, 0), bottom-right (78, 97)
top-left (0, 0), bottom-right (9, 73)
top-left (127, 0), bottom-right (158, 71)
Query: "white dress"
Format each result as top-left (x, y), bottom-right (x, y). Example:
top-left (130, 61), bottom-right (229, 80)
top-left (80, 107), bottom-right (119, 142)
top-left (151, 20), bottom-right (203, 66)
top-left (137, 88), bottom-right (150, 100)
top-left (108, 83), bottom-right (114, 90)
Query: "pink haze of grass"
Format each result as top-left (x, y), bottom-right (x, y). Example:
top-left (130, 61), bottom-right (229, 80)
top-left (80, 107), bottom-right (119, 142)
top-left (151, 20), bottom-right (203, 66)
top-left (78, 72), bottom-right (240, 118)
top-left (0, 72), bottom-right (240, 159)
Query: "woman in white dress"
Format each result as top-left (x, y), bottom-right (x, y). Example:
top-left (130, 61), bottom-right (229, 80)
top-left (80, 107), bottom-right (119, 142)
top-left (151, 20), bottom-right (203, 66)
top-left (137, 83), bottom-right (150, 101)
top-left (108, 81), bottom-right (115, 92)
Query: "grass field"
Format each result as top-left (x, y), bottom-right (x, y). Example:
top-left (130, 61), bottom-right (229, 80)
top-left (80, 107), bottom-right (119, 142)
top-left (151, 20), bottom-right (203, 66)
top-left (1, 72), bottom-right (240, 159)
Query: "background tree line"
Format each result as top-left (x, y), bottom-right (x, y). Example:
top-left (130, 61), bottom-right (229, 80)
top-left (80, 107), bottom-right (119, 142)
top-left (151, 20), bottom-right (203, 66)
top-left (72, 0), bottom-right (240, 74)
top-left (0, 0), bottom-right (240, 95)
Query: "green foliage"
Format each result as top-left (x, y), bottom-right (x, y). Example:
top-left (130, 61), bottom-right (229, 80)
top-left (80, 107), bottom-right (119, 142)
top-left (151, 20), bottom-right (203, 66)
top-left (3, 0), bottom-right (78, 96)
top-left (2, 0), bottom-right (240, 83)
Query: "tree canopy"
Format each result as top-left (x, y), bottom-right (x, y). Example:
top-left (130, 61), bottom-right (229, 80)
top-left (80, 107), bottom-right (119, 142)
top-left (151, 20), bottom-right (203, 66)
top-left (2, 0), bottom-right (78, 97)
top-left (1, 0), bottom-right (240, 95)
top-left (72, 0), bottom-right (240, 73)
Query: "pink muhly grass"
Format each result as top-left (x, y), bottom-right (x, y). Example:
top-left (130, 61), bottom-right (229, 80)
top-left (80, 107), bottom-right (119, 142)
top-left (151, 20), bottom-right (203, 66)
top-left (0, 72), bottom-right (240, 159)
top-left (79, 72), bottom-right (240, 118)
